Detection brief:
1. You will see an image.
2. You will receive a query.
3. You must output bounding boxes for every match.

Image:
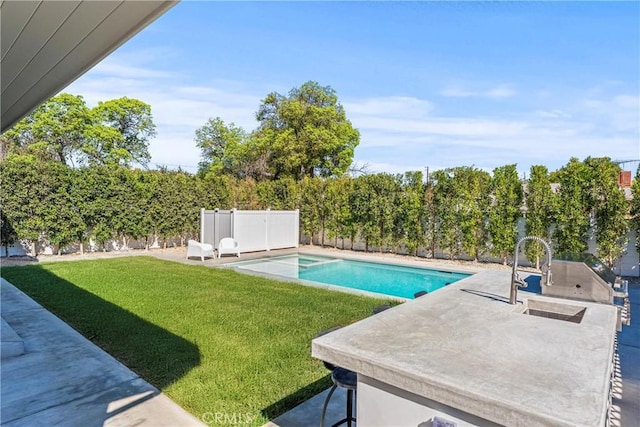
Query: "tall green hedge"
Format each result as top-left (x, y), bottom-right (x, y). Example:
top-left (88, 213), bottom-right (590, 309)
top-left (0, 155), bottom-right (632, 267)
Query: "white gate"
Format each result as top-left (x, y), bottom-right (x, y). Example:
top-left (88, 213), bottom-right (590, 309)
top-left (200, 208), bottom-right (299, 253)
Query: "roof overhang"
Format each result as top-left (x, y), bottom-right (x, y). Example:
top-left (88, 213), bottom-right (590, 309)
top-left (0, 0), bottom-right (178, 133)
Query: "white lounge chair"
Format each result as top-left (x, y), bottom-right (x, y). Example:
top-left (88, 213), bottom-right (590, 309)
top-left (218, 238), bottom-right (240, 258)
top-left (186, 239), bottom-right (214, 261)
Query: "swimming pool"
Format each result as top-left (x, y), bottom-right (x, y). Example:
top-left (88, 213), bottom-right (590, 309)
top-left (228, 254), bottom-right (471, 299)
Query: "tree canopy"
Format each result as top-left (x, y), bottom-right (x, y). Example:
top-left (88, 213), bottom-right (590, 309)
top-left (196, 81), bottom-right (360, 180)
top-left (4, 93), bottom-right (90, 165)
top-left (90, 97), bottom-right (156, 166)
top-left (195, 117), bottom-right (246, 176)
top-left (584, 157), bottom-right (628, 266)
top-left (488, 164), bottom-right (523, 264)
top-left (3, 94), bottom-right (155, 167)
top-left (524, 165), bottom-right (554, 268)
top-left (632, 166), bottom-right (640, 252)
top-left (552, 158), bottom-right (592, 256)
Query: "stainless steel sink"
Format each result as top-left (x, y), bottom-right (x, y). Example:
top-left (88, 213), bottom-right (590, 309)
top-left (517, 299), bottom-right (587, 324)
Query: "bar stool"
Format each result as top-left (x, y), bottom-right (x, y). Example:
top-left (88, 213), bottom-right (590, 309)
top-left (320, 367), bottom-right (357, 427)
top-left (316, 327), bottom-right (357, 427)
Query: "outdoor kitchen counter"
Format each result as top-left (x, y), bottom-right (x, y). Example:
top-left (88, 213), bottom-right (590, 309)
top-left (312, 269), bottom-right (618, 427)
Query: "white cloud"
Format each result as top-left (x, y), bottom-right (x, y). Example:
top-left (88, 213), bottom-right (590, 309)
top-left (439, 84), bottom-right (516, 99)
top-left (534, 109), bottom-right (572, 119)
top-left (614, 94), bottom-right (639, 108)
top-left (354, 116), bottom-right (527, 138)
top-left (90, 61), bottom-right (175, 79)
top-left (581, 93), bottom-right (640, 132)
top-left (485, 85), bottom-right (516, 99)
top-left (348, 92), bottom-right (639, 175)
top-left (343, 96), bottom-right (434, 119)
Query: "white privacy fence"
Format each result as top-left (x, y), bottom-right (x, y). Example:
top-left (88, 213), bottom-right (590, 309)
top-left (200, 208), bottom-right (299, 253)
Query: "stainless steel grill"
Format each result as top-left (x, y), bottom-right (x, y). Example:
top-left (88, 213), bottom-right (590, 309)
top-left (546, 253), bottom-right (630, 331)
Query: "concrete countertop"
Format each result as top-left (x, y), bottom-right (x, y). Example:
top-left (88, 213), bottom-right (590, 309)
top-left (312, 269), bottom-right (618, 427)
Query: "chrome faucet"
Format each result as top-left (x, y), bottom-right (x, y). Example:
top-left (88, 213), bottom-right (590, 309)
top-left (510, 236), bottom-right (552, 304)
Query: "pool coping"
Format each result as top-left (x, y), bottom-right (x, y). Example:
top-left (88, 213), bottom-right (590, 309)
top-left (299, 248), bottom-right (485, 274)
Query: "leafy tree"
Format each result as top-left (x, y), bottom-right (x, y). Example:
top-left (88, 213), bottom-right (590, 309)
top-left (79, 166), bottom-right (120, 251)
top-left (349, 176), bottom-right (373, 251)
top-left (488, 164), bottom-right (523, 264)
top-left (3, 94), bottom-right (155, 167)
top-left (256, 180), bottom-right (277, 209)
top-left (148, 168), bottom-right (200, 248)
top-left (432, 169), bottom-right (459, 259)
top-left (376, 174), bottom-right (403, 252)
top-left (68, 166), bottom-right (109, 253)
top-left (272, 177), bottom-right (300, 210)
top-left (257, 177), bottom-right (299, 210)
top-left (40, 162), bottom-right (85, 255)
top-left (232, 136), bottom-right (272, 180)
top-left (584, 157), bottom-right (629, 267)
top-left (90, 97), bottom-right (156, 166)
top-left (81, 119), bottom-right (129, 167)
top-left (423, 178), bottom-right (438, 258)
top-left (452, 167), bottom-right (491, 261)
top-left (396, 171), bottom-right (425, 256)
top-left (553, 158), bottom-right (591, 256)
top-left (0, 155), bottom-right (51, 255)
top-left (349, 174), bottom-right (400, 252)
top-left (107, 168), bottom-right (150, 249)
top-left (198, 174), bottom-right (233, 211)
top-left (3, 94), bottom-right (91, 165)
top-left (195, 117), bottom-right (246, 176)
top-left (0, 134), bottom-right (9, 161)
top-left (524, 165), bottom-right (554, 268)
top-left (255, 81), bottom-right (360, 179)
top-left (0, 209), bottom-right (17, 257)
top-left (299, 177), bottom-right (325, 245)
top-left (136, 169), bottom-right (195, 250)
top-left (325, 177), bottom-right (354, 249)
top-left (172, 171), bottom-right (200, 245)
top-left (431, 167), bottom-right (490, 261)
top-left (631, 167), bottom-right (640, 252)
top-left (229, 178), bottom-right (261, 209)
top-left (143, 171), bottom-right (167, 248)
top-left (422, 174), bottom-right (438, 258)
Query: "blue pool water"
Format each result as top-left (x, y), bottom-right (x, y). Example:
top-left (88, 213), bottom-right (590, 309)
top-left (228, 254), bottom-right (471, 299)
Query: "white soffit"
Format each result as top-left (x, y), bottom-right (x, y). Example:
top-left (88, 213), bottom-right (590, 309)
top-left (0, 0), bottom-right (177, 132)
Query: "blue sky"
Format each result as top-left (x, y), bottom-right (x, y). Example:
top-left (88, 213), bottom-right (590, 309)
top-left (66, 1), bottom-right (640, 176)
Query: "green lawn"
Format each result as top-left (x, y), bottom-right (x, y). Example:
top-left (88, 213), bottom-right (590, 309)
top-left (1, 257), bottom-right (390, 425)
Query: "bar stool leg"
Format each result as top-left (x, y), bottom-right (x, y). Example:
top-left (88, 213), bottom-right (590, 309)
top-left (320, 384), bottom-right (338, 427)
top-left (346, 389), bottom-right (353, 427)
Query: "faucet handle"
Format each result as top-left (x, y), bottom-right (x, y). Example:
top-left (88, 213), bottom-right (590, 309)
top-left (515, 273), bottom-right (528, 287)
